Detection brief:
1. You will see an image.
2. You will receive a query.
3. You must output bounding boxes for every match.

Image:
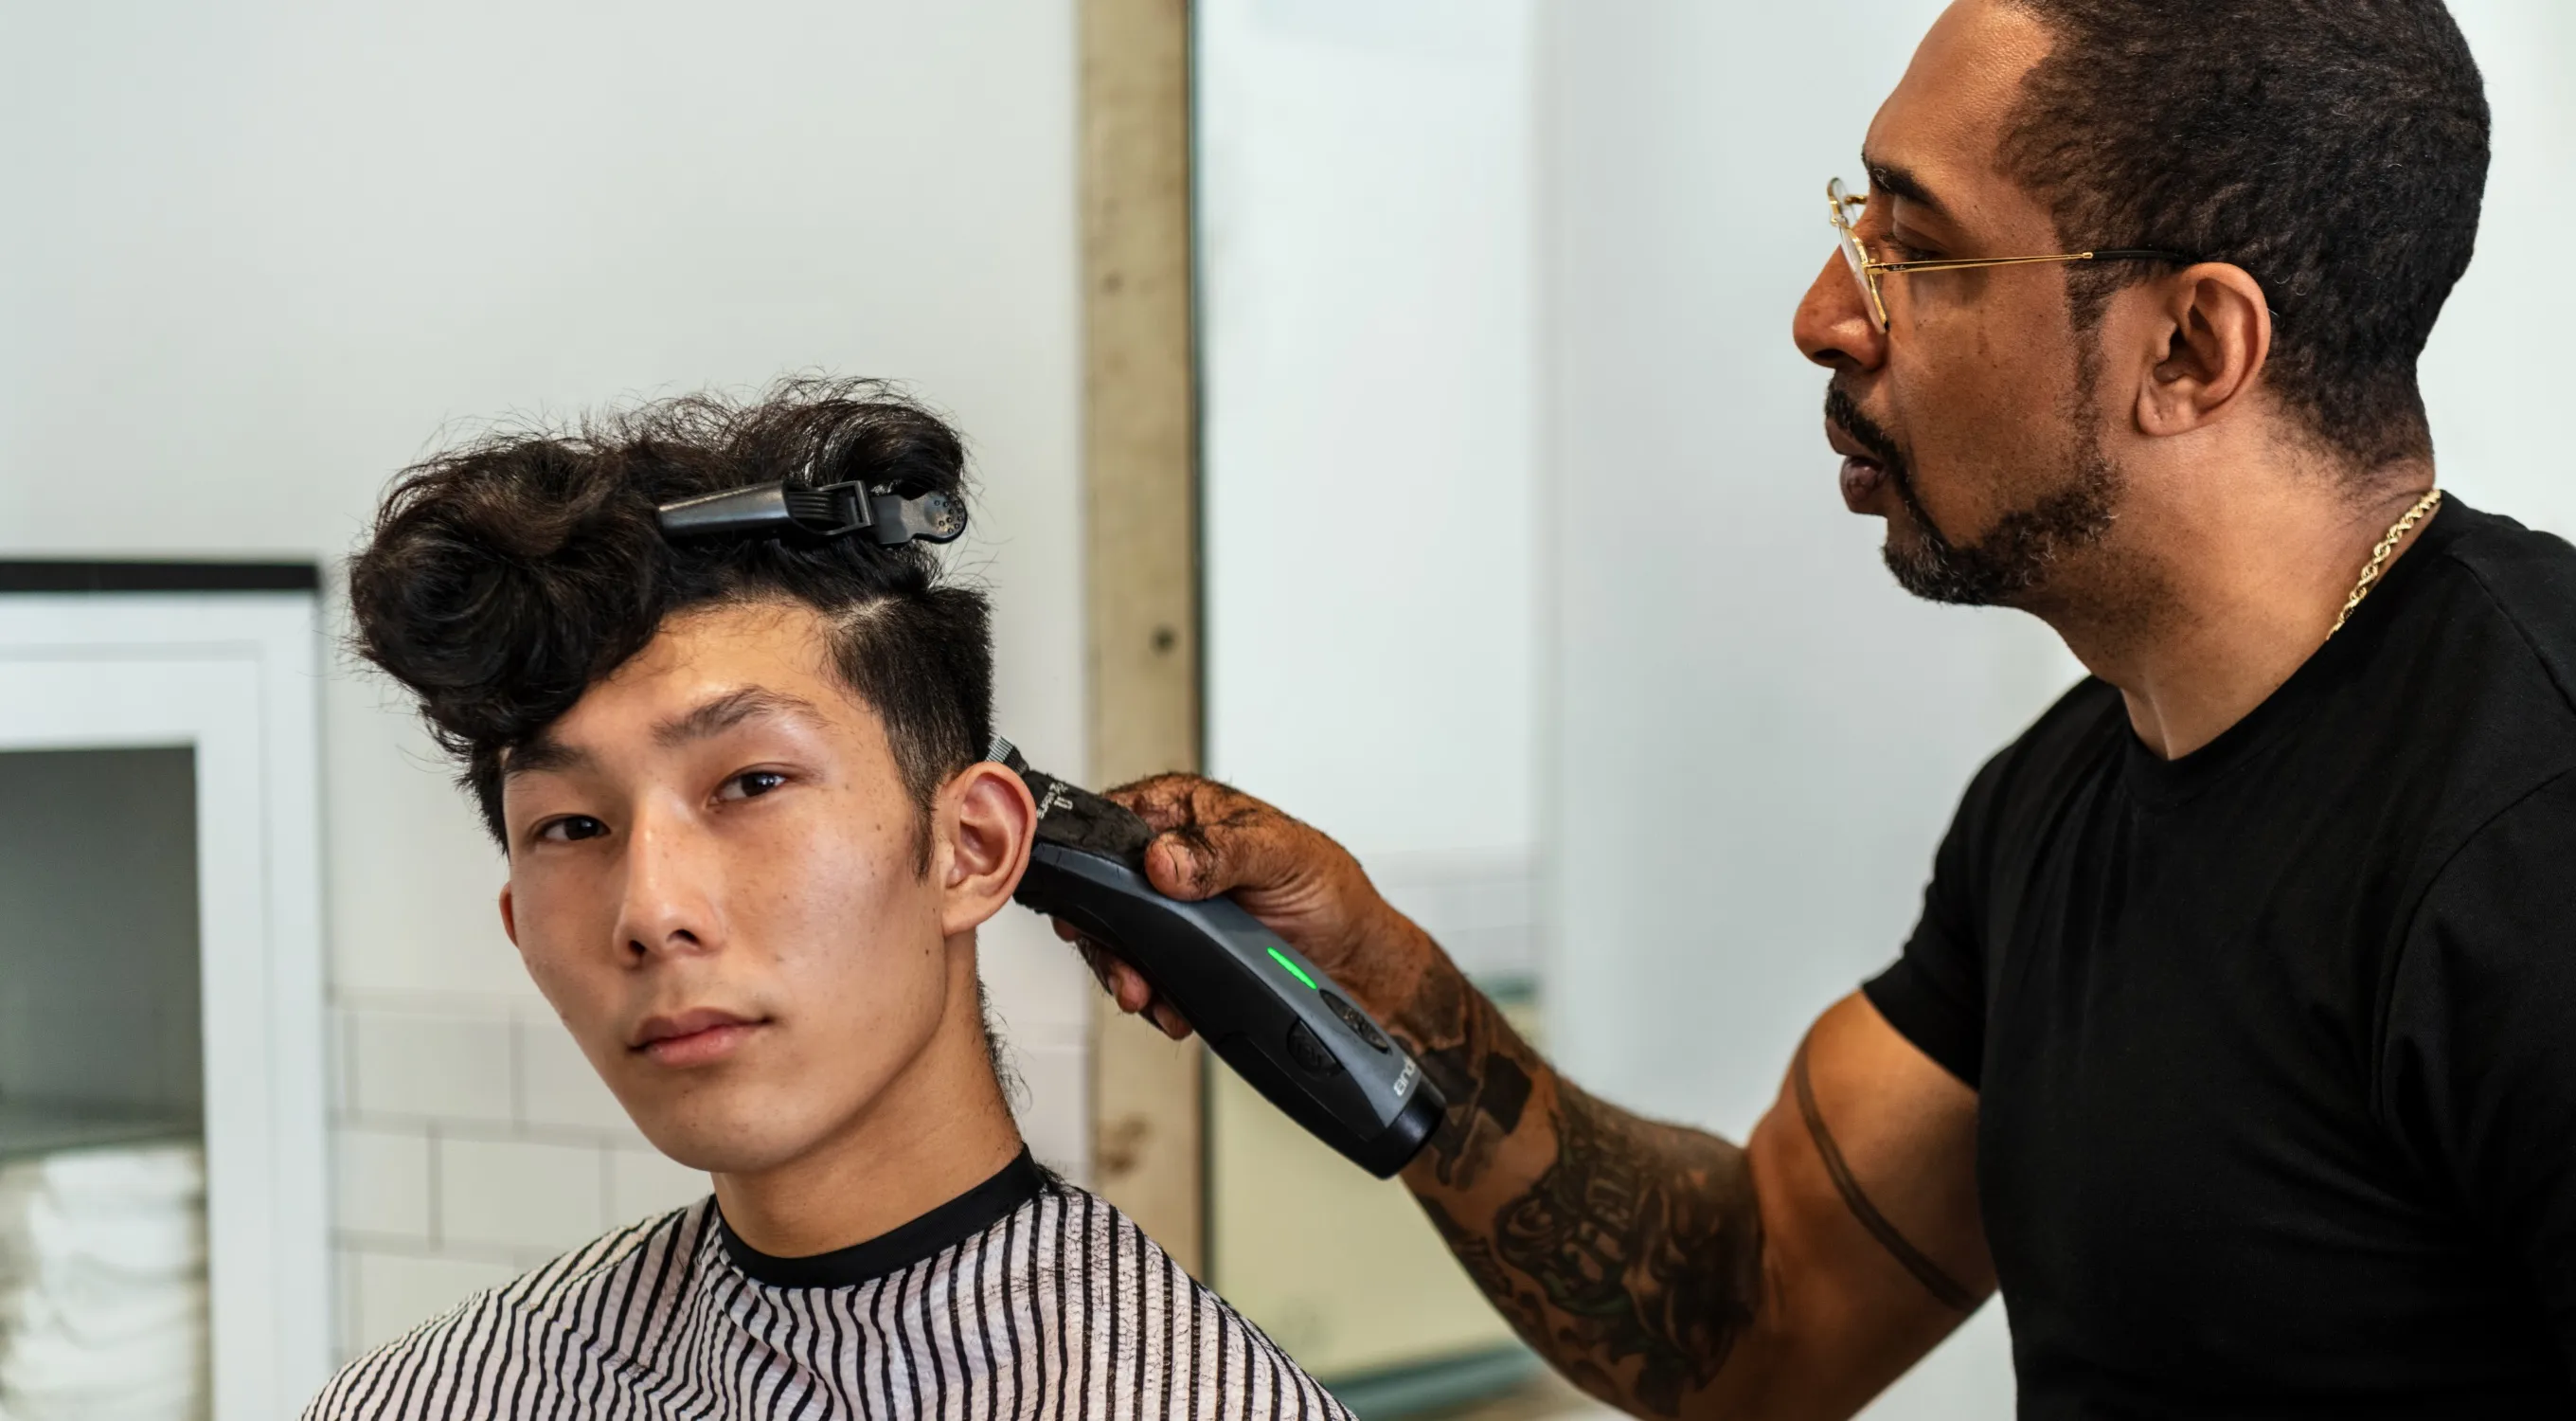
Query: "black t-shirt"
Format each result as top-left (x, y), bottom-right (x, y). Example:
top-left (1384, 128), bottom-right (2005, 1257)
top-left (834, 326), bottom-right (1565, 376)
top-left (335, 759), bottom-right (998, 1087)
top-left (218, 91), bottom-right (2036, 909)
top-left (1865, 500), bottom-right (2576, 1417)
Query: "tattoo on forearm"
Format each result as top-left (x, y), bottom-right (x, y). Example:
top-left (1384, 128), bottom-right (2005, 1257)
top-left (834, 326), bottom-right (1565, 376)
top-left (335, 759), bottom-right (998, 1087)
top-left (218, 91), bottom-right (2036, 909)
top-left (1389, 949), bottom-right (1763, 1417)
top-left (1402, 963), bottom-right (1537, 1192)
top-left (1494, 1087), bottom-right (1762, 1416)
top-left (1419, 1196), bottom-right (1547, 1338)
top-left (1791, 1039), bottom-right (1977, 1312)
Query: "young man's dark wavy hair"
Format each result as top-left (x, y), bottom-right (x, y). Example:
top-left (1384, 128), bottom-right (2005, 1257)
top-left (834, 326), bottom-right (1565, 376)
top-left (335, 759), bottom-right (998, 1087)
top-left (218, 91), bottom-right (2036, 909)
top-left (2001, 0), bottom-right (2490, 475)
top-left (349, 377), bottom-right (993, 854)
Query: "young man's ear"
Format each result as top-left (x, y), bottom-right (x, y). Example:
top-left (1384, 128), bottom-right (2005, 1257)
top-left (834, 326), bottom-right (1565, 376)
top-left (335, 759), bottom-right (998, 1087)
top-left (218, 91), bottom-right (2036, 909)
top-left (935, 761), bottom-right (1038, 938)
top-left (498, 884), bottom-right (520, 947)
top-left (2133, 262), bottom-right (2273, 439)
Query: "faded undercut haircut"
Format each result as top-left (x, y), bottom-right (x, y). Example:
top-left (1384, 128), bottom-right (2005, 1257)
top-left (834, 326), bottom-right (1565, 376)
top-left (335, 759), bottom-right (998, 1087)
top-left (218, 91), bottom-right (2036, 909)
top-left (348, 378), bottom-right (993, 854)
top-left (2002, 0), bottom-right (2489, 473)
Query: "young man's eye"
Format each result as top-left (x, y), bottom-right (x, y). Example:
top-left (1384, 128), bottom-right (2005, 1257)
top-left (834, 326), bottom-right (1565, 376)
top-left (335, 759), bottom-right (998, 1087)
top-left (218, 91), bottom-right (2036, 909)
top-left (535, 815), bottom-right (609, 843)
top-left (719, 770), bottom-right (790, 801)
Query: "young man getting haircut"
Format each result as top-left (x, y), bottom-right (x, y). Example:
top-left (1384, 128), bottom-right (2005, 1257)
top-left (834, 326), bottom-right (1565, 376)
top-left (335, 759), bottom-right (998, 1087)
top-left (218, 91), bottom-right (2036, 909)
top-left (306, 381), bottom-right (1347, 1420)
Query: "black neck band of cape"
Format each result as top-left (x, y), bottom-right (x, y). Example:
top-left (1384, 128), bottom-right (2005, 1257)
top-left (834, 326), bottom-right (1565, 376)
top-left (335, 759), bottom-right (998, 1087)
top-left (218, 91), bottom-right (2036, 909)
top-left (719, 1148), bottom-right (1045, 1288)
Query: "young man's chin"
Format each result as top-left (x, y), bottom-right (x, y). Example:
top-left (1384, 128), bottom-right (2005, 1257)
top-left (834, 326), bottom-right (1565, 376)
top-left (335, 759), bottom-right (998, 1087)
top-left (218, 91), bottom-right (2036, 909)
top-left (600, 1066), bottom-right (830, 1176)
top-left (628, 1103), bottom-right (828, 1178)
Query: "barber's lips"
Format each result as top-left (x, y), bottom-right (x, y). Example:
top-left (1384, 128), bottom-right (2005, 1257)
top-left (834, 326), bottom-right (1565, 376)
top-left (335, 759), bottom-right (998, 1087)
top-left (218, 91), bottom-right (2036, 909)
top-left (1826, 419), bottom-right (1892, 513)
top-left (1840, 456), bottom-right (1889, 512)
top-left (633, 1007), bottom-right (766, 1067)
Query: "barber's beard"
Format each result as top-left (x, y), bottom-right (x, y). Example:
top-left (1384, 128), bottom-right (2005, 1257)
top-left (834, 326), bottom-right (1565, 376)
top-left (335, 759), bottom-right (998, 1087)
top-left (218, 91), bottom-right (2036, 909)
top-left (1825, 382), bottom-right (2121, 608)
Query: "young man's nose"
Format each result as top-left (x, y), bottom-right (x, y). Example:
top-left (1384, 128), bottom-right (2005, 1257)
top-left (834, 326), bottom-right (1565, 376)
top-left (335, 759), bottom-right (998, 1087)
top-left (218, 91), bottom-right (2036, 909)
top-left (1795, 250), bottom-right (1887, 374)
top-left (612, 807), bottom-right (724, 961)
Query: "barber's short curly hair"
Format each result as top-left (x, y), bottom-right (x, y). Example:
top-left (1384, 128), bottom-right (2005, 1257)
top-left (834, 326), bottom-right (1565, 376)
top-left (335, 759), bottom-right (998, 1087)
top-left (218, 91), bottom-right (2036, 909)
top-left (349, 377), bottom-right (992, 849)
top-left (2002, 0), bottom-right (2489, 473)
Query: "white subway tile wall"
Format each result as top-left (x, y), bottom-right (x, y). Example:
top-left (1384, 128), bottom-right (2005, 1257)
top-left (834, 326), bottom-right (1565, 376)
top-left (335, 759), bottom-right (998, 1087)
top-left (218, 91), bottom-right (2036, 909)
top-left (341, 1250), bottom-right (523, 1356)
top-left (609, 1143), bottom-right (715, 1227)
top-left (513, 1019), bottom-right (635, 1134)
top-left (345, 1011), bottom-right (515, 1124)
top-left (327, 998), bottom-right (712, 1361)
top-left (332, 1127), bottom-right (432, 1241)
top-left (437, 1135), bottom-right (609, 1252)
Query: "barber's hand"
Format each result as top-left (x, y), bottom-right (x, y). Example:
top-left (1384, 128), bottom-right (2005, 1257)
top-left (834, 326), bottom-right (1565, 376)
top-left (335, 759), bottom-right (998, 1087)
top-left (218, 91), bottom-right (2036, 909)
top-left (1053, 774), bottom-right (1409, 1042)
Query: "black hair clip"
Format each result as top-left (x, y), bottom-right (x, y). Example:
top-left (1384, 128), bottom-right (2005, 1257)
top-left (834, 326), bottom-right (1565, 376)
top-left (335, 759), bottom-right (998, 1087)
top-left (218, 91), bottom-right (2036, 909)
top-left (655, 480), bottom-right (967, 548)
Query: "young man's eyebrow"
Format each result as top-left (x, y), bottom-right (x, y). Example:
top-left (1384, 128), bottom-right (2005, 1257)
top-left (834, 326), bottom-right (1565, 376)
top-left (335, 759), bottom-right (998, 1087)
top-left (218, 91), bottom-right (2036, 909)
top-left (1862, 155), bottom-right (1949, 220)
top-left (500, 688), bottom-right (825, 782)
top-left (501, 734), bottom-right (591, 781)
top-left (653, 687), bottom-right (827, 749)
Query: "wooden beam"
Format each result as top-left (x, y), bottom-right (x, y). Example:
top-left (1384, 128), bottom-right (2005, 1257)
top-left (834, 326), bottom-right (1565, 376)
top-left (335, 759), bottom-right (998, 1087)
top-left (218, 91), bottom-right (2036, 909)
top-left (1081, 0), bottom-right (1205, 1274)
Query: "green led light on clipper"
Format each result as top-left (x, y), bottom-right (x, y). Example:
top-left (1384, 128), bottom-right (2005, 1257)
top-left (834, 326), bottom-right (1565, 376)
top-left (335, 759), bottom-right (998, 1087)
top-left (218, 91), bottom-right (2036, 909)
top-left (991, 737), bottom-right (1444, 1178)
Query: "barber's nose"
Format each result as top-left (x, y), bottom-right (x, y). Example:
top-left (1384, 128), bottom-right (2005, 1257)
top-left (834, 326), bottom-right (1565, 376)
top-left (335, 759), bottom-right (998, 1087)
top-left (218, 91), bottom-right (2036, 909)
top-left (1794, 250), bottom-right (1887, 374)
top-left (612, 807), bottom-right (720, 962)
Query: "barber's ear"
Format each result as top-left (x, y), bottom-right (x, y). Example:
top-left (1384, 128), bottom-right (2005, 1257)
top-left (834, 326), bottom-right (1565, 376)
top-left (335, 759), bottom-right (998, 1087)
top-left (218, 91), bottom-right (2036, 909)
top-left (935, 760), bottom-right (1038, 937)
top-left (2134, 263), bottom-right (2273, 438)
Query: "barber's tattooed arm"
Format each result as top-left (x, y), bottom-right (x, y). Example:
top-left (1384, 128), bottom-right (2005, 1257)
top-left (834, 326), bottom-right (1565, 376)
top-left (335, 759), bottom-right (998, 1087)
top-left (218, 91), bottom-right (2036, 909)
top-left (1383, 925), bottom-right (1763, 1417)
top-left (1102, 776), bottom-right (1991, 1420)
top-left (1386, 939), bottom-right (1989, 1420)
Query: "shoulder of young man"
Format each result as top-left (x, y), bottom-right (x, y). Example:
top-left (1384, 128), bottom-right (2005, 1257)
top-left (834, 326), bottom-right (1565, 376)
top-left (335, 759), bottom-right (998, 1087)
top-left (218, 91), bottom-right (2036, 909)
top-left (1042, 1178), bottom-right (1357, 1419)
top-left (301, 1201), bottom-right (712, 1420)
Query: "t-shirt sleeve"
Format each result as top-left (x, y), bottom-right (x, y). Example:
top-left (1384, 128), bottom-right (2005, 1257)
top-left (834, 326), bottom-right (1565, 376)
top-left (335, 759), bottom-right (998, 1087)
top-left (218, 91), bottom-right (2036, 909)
top-left (1862, 752), bottom-right (2006, 1090)
top-left (2383, 768), bottom-right (2576, 1370)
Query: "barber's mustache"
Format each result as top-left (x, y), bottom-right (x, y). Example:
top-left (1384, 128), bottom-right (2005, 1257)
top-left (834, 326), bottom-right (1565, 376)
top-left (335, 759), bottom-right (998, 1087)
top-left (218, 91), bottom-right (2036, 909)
top-left (1824, 382), bottom-right (1904, 469)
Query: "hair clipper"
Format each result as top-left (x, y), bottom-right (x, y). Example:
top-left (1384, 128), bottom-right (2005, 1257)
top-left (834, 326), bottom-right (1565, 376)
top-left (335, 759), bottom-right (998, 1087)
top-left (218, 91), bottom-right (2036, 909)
top-left (988, 738), bottom-right (1443, 1178)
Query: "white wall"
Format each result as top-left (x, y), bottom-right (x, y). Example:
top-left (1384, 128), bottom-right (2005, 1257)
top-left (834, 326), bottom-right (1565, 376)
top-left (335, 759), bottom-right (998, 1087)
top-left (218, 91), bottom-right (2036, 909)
top-left (1199, 0), bottom-right (1543, 984)
top-left (2422, 0), bottom-right (2576, 536)
top-left (0, 0), bottom-right (1090, 1358)
top-left (1194, 0), bottom-right (1548, 1385)
top-left (1539, 2), bottom-right (2576, 1417)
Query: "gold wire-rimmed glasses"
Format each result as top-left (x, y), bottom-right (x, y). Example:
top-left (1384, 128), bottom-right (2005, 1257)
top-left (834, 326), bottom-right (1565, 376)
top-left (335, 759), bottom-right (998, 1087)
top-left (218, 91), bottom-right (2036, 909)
top-left (1827, 176), bottom-right (2193, 332)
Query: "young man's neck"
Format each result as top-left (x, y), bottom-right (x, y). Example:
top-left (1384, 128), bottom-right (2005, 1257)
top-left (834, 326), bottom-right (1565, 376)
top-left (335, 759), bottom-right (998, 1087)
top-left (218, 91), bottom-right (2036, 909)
top-left (711, 952), bottom-right (1025, 1259)
top-left (2038, 457), bottom-right (2440, 761)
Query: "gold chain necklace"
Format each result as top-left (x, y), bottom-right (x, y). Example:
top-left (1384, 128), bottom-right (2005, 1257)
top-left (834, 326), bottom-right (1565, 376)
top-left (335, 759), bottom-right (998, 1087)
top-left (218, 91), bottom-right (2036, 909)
top-left (2327, 487), bottom-right (2443, 638)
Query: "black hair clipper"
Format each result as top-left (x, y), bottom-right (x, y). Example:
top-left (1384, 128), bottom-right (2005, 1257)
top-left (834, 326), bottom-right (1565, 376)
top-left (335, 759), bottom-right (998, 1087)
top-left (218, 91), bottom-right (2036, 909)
top-left (989, 738), bottom-right (1444, 1178)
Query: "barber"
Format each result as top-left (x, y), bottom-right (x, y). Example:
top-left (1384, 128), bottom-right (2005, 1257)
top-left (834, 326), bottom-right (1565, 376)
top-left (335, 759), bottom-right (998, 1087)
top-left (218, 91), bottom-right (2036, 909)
top-left (1075, 2), bottom-right (2576, 1416)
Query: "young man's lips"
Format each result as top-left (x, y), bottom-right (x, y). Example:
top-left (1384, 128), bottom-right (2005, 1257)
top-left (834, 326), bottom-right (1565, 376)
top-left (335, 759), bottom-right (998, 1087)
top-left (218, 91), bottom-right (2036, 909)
top-left (633, 1008), bottom-right (766, 1066)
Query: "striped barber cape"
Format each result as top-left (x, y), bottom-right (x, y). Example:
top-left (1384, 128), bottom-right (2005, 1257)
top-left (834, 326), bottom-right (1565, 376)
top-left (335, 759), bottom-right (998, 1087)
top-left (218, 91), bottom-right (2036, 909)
top-left (305, 1152), bottom-right (1352, 1420)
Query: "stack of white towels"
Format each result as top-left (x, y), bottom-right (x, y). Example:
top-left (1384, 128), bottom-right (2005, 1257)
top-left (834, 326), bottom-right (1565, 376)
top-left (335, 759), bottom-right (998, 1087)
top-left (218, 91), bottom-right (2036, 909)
top-left (0, 1142), bottom-right (208, 1421)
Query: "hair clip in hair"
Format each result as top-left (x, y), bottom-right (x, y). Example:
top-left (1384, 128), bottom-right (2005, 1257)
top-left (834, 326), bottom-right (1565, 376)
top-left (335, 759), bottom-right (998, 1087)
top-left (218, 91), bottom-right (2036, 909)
top-left (655, 479), bottom-right (967, 548)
